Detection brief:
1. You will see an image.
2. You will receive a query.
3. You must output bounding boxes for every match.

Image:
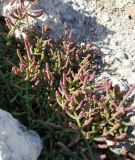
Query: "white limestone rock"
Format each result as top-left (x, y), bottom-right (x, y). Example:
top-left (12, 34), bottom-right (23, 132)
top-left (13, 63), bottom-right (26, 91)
top-left (0, 0), bottom-right (13, 16)
top-left (0, 109), bottom-right (42, 160)
top-left (0, 0), bottom-right (99, 41)
top-left (1, 0), bottom-right (135, 84)
top-left (115, 0), bottom-right (135, 9)
top-left (96, 72), bottom-right (129, 92)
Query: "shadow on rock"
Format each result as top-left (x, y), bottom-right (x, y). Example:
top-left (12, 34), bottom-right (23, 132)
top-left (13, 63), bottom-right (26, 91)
top-left (33, 0), bottom-right (114, 42)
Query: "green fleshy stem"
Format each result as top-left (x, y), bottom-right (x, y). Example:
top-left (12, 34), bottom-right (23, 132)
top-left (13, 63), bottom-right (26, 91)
top-left (7, 18), bottom-right (22, 38)
top-left (73, 111), bottom-right (94, 160)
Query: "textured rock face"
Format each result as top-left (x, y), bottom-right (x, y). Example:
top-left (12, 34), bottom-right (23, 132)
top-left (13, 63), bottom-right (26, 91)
top-left (1, 0), bottom-right (135, 85)
top-left (0, 0), bottom-right (10, 15)
top-left (115, 0), bottom-right (134, 8)
top-left (125, 5), bottom-right (135, 20)
top-left (0, 109), bottom-right (42, 160)
top-left (0, 0), bottom-right (105, 41)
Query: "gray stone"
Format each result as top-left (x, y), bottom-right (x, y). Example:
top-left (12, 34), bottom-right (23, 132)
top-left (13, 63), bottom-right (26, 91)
top-left (0, 109), bottom-right (42, 160)
top-left (102, 14), bottom-right (111, 22)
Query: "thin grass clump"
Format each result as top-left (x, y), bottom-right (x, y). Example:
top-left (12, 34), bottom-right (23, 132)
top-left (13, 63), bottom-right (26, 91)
top-left (1, 0), bottom-right (135, 159)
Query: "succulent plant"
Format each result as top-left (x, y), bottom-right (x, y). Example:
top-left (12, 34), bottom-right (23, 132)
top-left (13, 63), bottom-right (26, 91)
top-left (9, 27), bottom-right (135, 159)
top-left (5, 0), bottom-right (44, 37)
top-left (2, 1), bottom-right (135, 159)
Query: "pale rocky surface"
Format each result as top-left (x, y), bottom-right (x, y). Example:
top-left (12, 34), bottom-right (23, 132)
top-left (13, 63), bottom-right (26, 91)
top-left (0, 109), bottom-right (42, 160)
top-left (125, 5), bottom-right (135, 20)
top-left (38, 0), bottom-right (135, 86)
top-left (1, 0), bottom-right (135, 85)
